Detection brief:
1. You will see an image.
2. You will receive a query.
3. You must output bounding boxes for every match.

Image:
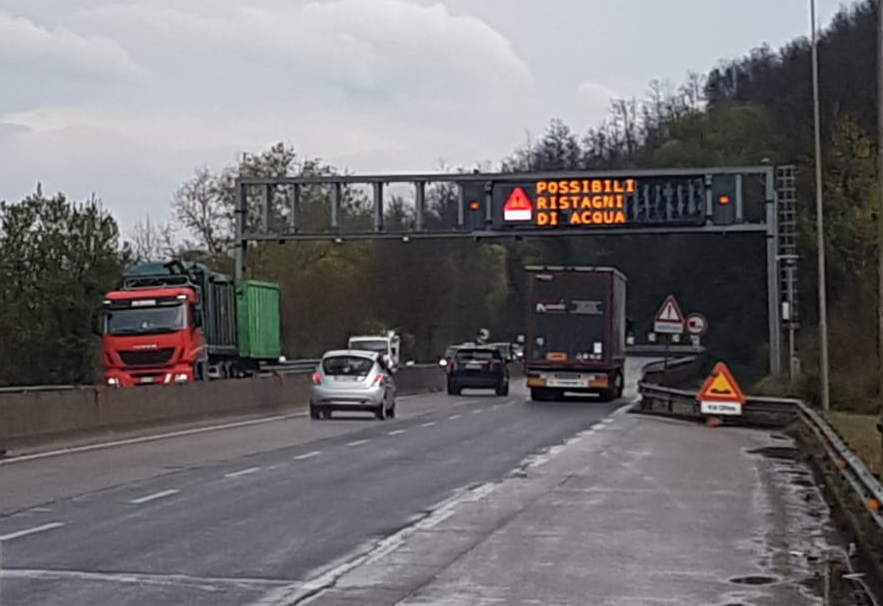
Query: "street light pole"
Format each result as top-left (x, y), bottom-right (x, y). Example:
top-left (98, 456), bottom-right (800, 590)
top-left (811, 0), bottom-right (831, 412)
top-left (877, 0), bottom-right (883, 420)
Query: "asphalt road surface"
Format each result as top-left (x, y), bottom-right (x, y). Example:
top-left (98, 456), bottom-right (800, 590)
top-left (0, 361), bottom-right (645, 606)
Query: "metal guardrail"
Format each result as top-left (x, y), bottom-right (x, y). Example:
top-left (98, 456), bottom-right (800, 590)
top-left (637, 381), bottom-right (883, 533)
top-left (260, 359), bottom-right (320, 375)
top-left (626, 344), bottom-right (706, 357)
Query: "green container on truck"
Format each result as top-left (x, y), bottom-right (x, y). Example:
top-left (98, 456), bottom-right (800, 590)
top-left (237, 280), bottom-right (282, 360)
top-left (113, 260), bottom-right (282, 380)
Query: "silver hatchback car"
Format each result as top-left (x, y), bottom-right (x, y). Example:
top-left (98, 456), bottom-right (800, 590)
top-left (310, 350), bottom-right (397, 420)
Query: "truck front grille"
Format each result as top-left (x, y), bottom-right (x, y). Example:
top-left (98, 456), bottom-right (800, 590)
top-left (118, 348), bottom-right (175, 366)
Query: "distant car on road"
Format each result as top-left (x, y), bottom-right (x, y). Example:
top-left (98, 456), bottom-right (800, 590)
top-left (446, 346), bottom-right (509, 396)
top-left (310, 350), bottom-right (396, 420)
top-left (438, 342), bottom-right (472, 368)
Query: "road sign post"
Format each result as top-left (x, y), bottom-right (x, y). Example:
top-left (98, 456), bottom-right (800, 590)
top-left (697, 362), bottom-right (746, 416)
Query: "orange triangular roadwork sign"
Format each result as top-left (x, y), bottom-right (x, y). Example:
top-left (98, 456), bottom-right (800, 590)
top-left (698, 362), bottom-right (746, 404)
top-left (503, 187), bottom-right (533, 221)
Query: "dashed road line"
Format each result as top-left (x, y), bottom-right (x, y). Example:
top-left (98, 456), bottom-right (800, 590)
top-left (448, 414), bottom-right (461, 420)
top-left (294, 451), bottom-right (320, 461)
top-left (346, 440), bottom-right (369, 447)
top-left (0, 522), bottom-right (65, 542)
top-left (387, 430), bottom-right (406, 436)
top-left (420, 422), bottom-right (436, 428)
top-left (225, 467), bottom-right (261, 478)
top-left (471, 409), bottom-right (483, 414)
top-left (130, 489), bottom-right (179, 505)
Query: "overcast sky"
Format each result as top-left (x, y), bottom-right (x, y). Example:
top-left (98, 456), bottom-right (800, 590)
top-left (0, 0), bottom-right (845, 232)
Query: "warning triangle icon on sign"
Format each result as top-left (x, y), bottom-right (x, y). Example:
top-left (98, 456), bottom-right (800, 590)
top-left (655, 296), bottom-right (685, 323)
top-left (503, 187), bottom-right (533, 222)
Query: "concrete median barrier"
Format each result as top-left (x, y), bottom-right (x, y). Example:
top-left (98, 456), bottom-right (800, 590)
top-left (0, 365), bottom-right (445, 453)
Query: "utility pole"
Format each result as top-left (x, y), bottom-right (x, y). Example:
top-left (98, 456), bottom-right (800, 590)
top-left (877, 0), bottom-right (883, 427)
top-left (811, 0), bottom-right (831, 412)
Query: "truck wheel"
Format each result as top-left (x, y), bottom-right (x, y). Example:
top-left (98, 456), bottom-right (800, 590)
top-left (614, 372), bottom-right (625, 399)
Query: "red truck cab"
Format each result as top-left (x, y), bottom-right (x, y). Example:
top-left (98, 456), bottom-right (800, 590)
top-left (99, 287), bottom-right (204, 387)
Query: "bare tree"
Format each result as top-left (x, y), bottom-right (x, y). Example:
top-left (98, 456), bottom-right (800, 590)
top-left (128, 215), bottom-right (178, 262)
top-left (173, 167), bottom-right (229, 256)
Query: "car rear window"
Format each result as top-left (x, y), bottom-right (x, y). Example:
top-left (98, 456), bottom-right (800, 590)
top-left (322, 356), bottom-right (374, 376)
top-left (455, 350), bottom-right (499, 362)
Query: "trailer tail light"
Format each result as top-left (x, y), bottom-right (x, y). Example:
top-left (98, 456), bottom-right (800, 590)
top-left (311, 372), bottom-right (322, 385)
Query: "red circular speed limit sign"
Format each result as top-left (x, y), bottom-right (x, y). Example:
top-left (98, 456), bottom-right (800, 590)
top-left (686, 313), bottom-right (708, 336)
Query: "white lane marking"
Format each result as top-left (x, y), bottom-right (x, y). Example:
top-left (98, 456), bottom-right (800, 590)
top-left (387, 430), bottom-right (406, 436)
top-left (0, 522), bottom-right (65, 542)
top-left (448, 414), bottom-right (461, 420)
top-left (0, 568), bottom-right (294, 588)
top-left (420, 421), bottom-right (436, 428)
top-left (492, 404), bottom-right (499, 410)
top-left (346, 440), bottom-right (369, 447)
top-left (0, 412), bottom-right (308, 466)
top-left (225, 467), bottom-right (261, 478)
top-left (129, 489), bottom-right (179, 505)
top-left (471, 409), bottom-right (483, 414)
top-left (294, 451), bottom-right (320, 461)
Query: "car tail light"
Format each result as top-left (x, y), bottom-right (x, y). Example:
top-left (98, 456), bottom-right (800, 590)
top-left (490, 360), bottom-right (502, 371)
top-left (373, 374), bottom-right (385, 386)
top-left (311, 372), bottom-right (322, 385)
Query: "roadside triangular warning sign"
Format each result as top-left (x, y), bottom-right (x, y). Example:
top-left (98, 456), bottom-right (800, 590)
top-left (503, 187), bottom-right (533, 222)
top-left (698, 362), bottom-right (746, 404)
top-left (655, 295), bottom-right (685, 323)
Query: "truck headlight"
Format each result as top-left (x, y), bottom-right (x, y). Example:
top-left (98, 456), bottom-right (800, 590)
top-left (107, 377), bottom-right (120, 387)
top-left (174, 373), bottom-right (189, 383)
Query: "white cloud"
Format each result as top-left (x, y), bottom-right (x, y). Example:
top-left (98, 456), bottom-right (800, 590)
top-left (74, 0), bottom-right (531, 100)
top-left (0, 10), bottom-right (150, 83)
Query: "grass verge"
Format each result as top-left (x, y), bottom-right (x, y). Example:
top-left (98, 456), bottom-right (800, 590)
top-left (827, 411), bottom-right (881, 476)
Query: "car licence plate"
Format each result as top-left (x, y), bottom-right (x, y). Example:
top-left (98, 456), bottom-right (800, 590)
top-left (140, 376), bottom-right (155, 384)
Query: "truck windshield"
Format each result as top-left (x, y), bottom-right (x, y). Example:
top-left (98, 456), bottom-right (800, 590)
top-left (350, 340), bottom-right (388, 354)
top-left (105, 305), bottom-right (186, 335)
